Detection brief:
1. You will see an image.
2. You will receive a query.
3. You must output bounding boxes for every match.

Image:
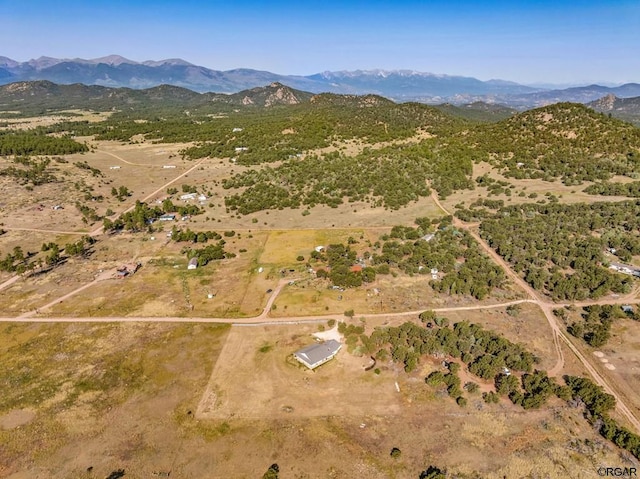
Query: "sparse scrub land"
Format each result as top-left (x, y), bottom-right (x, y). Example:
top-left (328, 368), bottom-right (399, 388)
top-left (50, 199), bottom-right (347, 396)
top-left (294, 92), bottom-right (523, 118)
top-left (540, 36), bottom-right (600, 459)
top-left (73, 160), bottom-right (103, 177)
top-left (0, 156), bottom-right (57, 186)
top-left (223, 150), bottom-right (433, 212)
top-left (222, 141), bottom-right (474, 213)
top-left (75, 202), bottom-right (101, 224)
top-left (565, 375), bottom-right (640, 459)
top-left (350, 316), bottom-right (640, 459)
top-left (470, 103), bottom-right (640, 184)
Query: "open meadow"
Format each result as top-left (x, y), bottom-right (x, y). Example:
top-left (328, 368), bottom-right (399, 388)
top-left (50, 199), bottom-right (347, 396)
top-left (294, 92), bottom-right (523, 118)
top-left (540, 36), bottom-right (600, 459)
top-left (0, 319), bottom-right (634, 479)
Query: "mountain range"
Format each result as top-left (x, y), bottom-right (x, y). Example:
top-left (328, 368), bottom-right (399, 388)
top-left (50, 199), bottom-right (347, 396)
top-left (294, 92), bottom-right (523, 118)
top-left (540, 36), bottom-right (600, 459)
top-left (1, 55), bottom-right (639, 108)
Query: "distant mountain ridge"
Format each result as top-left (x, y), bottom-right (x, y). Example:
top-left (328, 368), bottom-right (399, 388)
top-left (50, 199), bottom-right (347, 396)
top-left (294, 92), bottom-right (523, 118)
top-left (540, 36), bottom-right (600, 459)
top-left (587, 94), bottom-right (640, 125)
top-left (0, 55), bottom-right (639, 108)
top-left (0, 80), bottom-right (316, 114)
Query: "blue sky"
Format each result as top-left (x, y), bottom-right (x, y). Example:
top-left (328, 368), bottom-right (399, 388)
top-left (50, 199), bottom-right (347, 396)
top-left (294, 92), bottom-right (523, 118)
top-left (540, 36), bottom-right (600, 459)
top-left (1, 0), bottom-right (638, 85)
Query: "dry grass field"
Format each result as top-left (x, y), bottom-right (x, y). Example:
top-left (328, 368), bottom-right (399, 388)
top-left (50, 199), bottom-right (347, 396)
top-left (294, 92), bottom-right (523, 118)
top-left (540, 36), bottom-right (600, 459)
top-left (273, 273), bottom-right (522, 317)
top-left (1, 223), bottom-right (521, 319)
top-left (40, 232), bottom-right (275, 318)
top-left (196, 323), bottom-right (401, 420)
top-left (439, 162), bottom-right (634, 214)
top-left (0, 111), bottom-right (111, 130)
top-left (552, 307), bottom-right (640, 430)
top-left (0, 320), bottom-right (633, 479)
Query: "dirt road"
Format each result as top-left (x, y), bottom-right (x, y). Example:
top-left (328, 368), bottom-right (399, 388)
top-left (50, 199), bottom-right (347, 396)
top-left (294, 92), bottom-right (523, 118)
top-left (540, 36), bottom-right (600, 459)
top-left (430, 191), bottom-right (640, 432)
top-left (0, 274), bottom-right (21, 292)
top-left (89, 156), bottom-right (209, 236)
top-left (1, 187), bottom-right (638, 432)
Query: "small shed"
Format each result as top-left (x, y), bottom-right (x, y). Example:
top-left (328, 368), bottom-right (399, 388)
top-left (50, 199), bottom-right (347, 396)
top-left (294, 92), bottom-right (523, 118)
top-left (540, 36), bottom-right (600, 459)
top-left (188, 258), bottom-right (198, 270)
top-left (294, 340), bottom-right (342, 370)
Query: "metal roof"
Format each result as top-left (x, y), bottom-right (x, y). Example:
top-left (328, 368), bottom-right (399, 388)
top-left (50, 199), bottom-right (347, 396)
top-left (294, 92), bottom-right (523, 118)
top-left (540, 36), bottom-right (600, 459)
top-left (294, 340), bottom-right (342, 369)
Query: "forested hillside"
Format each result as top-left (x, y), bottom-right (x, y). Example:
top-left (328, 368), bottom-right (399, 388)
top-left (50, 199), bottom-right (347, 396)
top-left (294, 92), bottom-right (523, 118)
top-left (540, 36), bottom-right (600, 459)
top-left (470, 103), bottom-right (640, 184)
top-left (478, 201), bottom-right (640, 299)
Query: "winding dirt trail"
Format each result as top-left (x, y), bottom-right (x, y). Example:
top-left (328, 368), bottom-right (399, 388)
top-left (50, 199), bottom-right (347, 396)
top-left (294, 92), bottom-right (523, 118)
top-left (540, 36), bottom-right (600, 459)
top-left (97, 149), bottom-right (158, 167)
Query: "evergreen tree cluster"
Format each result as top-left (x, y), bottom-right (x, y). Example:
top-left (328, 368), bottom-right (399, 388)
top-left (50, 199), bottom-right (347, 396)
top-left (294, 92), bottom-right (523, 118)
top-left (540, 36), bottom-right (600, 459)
top-left (480, 201), bottom-right (640, 299)
top-left (160, 198), bottom-right (203, 217)
top-left (0, 130), bottom-right (88, 156)
top-left (564, 375), bottom-right (640, 459)
top-left (585, 181), bottom-right (640, 197)
top-left (183, 241), bottom-right (234, 266)
top-left (170, 227), bottom-right (222, 243)
top-left (63, 235), bottom-right (95, 257)
top-left (103, 201), bottom-right (163, 232)
top-left (566, 304), bottom-right (630, 347)
top-left (470, 103), bottom-right (640, 184)
top-left (373, 226), bottom-right (505, 299)
top-left (311, 243), bottom-right (375, 288)
top-left (0, 246), bottom-right (27, 273)
top-left (360, 320), bottom-right (535, 386)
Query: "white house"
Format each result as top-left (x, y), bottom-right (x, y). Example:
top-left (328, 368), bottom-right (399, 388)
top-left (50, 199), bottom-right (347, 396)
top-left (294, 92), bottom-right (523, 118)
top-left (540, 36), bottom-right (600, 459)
top-left (188, 258), bottom-right (198, 270)
top-left (294, 340), bottom-right (342, 370)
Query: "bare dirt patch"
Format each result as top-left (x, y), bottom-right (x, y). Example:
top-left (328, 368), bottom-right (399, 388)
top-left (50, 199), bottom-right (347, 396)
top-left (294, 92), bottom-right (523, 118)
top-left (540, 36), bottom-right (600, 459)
top-left (599, 318), bottom-right (640, 420)
top-left (0, 409), bottom-right (35, 430)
